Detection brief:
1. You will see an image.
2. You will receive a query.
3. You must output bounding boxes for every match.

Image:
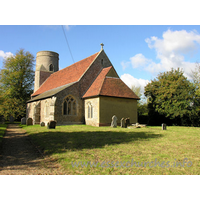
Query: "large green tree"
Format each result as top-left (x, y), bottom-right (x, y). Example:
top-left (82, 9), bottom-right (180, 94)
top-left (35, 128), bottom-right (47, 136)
top-left (0, 49), bottom-right (35, 120)
top-left (144, 68), bottom-right (199, 126)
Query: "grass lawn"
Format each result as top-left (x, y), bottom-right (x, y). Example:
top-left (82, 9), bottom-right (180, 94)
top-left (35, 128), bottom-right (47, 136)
top-left (0, 124), bottom-right (7, 147)
top-left (22, 125), bottom-right (200, 175)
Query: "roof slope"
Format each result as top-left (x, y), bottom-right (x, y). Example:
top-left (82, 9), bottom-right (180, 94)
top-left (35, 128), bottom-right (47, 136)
top-left (27, 82), bottom-right (77, 103)
top-left (83, 66), bottom-right (140, 99)
top-left (32, 52), bottom-right (98, 96)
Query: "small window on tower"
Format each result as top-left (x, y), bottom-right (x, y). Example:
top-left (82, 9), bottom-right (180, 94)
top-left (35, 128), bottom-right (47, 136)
top-left (49, 64), bottom-right (54, 71)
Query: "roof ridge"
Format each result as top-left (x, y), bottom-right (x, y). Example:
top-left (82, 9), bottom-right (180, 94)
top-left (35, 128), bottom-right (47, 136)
top-left (53, 52), bottom-right (99, 75)
top-left (99, 66), bottom-right (113, 95)
top-left (81, 66), bottom-right (103, 98)
top-left (78, 51), bottom-right (100, 82)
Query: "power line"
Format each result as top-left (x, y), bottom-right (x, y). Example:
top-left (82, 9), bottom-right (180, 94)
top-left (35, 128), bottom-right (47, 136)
top-left (61, 25), bottom-right (75, 64)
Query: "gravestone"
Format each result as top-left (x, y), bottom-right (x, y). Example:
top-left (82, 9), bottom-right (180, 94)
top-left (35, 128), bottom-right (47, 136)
top-left (26, 118), bottom-right (33, 125)
top-left (40, 122), bottom-right (45, 127)
top-left (162, 123), bottom-right (167, 130)
top-left (124, 118), bottom-right (128, 128)
top-left (47, 120), bottom-right (56, 129)
top-left (126, 118), bottom-right (130, 126)
top-left (111, 115), bottom-right (117, 128)
top-left (121, 118), bottom-right (125, 128)
top-left (10, 116), bottom-right (14, 123)
top-left (21, 117), bottom-right (26, 125)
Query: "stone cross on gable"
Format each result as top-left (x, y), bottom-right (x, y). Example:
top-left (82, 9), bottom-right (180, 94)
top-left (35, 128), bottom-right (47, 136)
top-left (101, 43), bottom-right (104, 50)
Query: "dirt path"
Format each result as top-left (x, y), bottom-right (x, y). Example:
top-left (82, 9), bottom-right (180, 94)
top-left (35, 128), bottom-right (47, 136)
top-left (0, 124), bottom-right (63, 175)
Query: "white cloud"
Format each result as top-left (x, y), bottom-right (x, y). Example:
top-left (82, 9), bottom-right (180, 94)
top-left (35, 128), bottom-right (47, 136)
top-left (121, 60), bottom-right (130, 70)
top-left (0, 50), bottom-right (13, 60)
top-left (130, 54), bottom-right (151, 68)
top-left (121, 73), bottom-right (150, 95)
top-left (145, 29), bottom-right (200, 61)
top-left (122, 29), bottom-right (200, 80)
top-left (121, 54), bottom-right (152, 70)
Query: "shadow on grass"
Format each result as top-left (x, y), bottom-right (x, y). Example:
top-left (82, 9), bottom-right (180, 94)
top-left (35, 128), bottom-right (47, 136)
top-left (30, 130), bottom-right (163, 155)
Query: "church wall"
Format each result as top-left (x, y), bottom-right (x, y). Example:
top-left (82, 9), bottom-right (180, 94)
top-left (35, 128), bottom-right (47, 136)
top-left (40, 97), bottom-right (53, 125)
top-left (54, 82), bottom-right (84, 125)
top-left (99, 96), bottom-right (138, 126)
top-left (84, 97), bottom-right (100, 126)
top-left (26, 102), bottom-right (34, 120)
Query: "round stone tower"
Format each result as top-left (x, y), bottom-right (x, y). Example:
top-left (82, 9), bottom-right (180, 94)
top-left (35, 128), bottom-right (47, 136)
top-left (34, 51), bottom-right (59, 93)
top-left (36, 51), bottom-right (59, 72)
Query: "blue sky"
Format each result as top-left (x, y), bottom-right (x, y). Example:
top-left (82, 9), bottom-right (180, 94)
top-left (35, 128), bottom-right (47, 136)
top-left (1, 25), bottom-right (200, 94)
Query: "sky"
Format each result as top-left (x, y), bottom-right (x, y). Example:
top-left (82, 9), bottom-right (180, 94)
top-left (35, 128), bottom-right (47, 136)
top-left (1, 25), bottom-right (200, 95)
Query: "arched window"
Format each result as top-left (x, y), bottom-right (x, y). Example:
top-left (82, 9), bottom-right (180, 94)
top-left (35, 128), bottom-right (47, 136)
top-left (63, 95), bottom-right (77, 115)
top-left (87, 102), bottom-right (93, 118)
top-left (49, 64), bottom-right (54, 71)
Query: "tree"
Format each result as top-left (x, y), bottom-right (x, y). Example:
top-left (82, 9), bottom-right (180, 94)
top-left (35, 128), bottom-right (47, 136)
top-left (144, 68), bottom-right (198, 126)
top-left (190, 63), bottom-right (200, 125)
top-left (0, 49), bottom-right (35, 120)
top-left (131, 85), bottom-right (142, 99)
top-left (131, 85), bottom-right (148, 124)
top-left (191, 63), bottom-right (200, 96)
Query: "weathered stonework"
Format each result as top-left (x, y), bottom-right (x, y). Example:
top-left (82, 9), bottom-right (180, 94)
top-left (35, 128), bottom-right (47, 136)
top-left (84, 97), bottom-right (100, 126)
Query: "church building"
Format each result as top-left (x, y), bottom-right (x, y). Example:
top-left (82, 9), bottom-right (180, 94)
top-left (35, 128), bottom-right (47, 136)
top-left (26, 44), bottom-right (140, 126)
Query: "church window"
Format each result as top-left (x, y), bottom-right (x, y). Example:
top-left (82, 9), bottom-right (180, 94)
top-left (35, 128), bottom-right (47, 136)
top-left (49, 64), bottom-right (54, 71)
top-left (63, 95), bottom-right (77, 115)
top-left (87, 102), bottom-right (93, 118)
top-left (101, 59), bottom-right (104, 66)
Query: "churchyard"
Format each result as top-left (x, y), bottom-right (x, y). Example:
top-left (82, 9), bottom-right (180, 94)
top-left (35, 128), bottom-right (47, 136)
top-left (21, 124), bottom-right (200, 175)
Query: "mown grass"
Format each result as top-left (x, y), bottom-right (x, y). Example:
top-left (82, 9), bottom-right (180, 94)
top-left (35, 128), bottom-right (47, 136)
top-left (0, 124), bottom-right (7, 146)
top-left (22, 125), bottom-right (200, 175)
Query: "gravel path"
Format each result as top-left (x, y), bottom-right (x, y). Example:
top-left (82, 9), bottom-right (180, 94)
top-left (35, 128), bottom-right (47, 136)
top-left (0, 124), bottom-right (63, 175)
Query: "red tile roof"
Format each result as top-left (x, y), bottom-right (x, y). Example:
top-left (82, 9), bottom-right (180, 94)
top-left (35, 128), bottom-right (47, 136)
top-left (83, 66), bottom-right (140, 99)
top-left (82, 66), bottom-right (112, 98)
top-left (32, 52), bottom-right (99, 96)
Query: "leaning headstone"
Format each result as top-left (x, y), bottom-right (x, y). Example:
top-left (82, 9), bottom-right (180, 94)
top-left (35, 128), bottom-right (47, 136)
top-left (10, 116), bottom-right (14, 123)
top-left (26, 118), bottom-right (33, 125)
top-left (162, 123), bottom-right (167, 130)
top-left (47, 120), bottom-right (56, 129)
top-left (120, 118), bottom-right (125, 128)
top-left (40, 122), bottom-right (45, 127)
top-left (111, 115), bottom-right (117, 128)
top-left (21, 117), bottom-right (26, 125)
top-left (126, 118), bottom-right (130, 126)
top-left (124, 118), bottom-right (128, 128)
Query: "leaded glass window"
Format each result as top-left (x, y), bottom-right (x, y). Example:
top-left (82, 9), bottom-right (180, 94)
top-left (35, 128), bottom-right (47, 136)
top-left (63, 96), bottom-right (77, 115)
